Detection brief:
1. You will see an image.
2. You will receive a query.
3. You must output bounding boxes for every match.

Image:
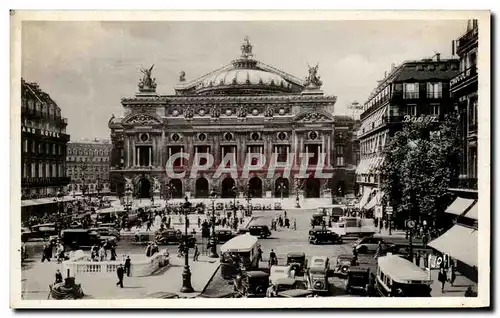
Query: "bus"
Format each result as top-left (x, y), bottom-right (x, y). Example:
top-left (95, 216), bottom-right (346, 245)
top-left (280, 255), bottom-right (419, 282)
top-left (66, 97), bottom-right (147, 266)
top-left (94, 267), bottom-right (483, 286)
top-left (375, 254), bottom-right (433, 297)
top-left (220, 233), bottom-right (260, 280)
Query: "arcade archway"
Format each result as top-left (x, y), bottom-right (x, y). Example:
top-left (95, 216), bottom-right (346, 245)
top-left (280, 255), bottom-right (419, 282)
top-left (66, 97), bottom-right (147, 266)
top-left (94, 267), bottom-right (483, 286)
top-left (248, 177), bottom-right (263, 198)
top-left (195, 178), bottom-right (209, 198)
top-left (305, 178), bottom-right (320, 198)
top-left (138, 178), bottom-right (151, 198)
top-left (221, 178), bottom-right (236, 198)
top-left (169, 179), bottom-right (183, 198)
top-left (274, 178), bottom-right (289, 198)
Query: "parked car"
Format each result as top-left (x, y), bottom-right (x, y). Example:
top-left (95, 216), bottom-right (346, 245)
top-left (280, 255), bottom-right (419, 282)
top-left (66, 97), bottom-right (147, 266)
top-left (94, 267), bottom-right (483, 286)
top-left (269, 265), bottom-right (296, 286)
top-left (215, 230), bottom-right (235, 243)
top-left (60, 229), bottom-right (102, 250)
top-left (333, 254), bottom-right (353, 276)
top-left (253, 203), bottom-right (262, 210)
top-left (233, 271), bottom-right (269, 298)
top-left (353, 236), bottom-right (388, 253)
top-left (248, 225), bottom-right (272, 238)
top-left (304, 256), bottom-right (330, 293)
top-left (308, 229), bottom-right (343, 245)
top-left (155, 229), bottom-right (196, 247)
top-left (286, 252), bottom-right (307, 276)
top-left (91, 227), bottom-right (120, 241)
top-left (345, 266), bottom-right (374, 296)
top-left (274, 202), bottom-right (282, 210)
top-left (30, 223), bottom-right (59, 240)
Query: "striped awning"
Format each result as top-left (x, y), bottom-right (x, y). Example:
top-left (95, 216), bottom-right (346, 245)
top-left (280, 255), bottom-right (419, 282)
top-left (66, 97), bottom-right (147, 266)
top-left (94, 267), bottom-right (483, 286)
top-left (356, 188), bottom-right (375, 210)
top-left (364, 190), bottom-right (385, 211)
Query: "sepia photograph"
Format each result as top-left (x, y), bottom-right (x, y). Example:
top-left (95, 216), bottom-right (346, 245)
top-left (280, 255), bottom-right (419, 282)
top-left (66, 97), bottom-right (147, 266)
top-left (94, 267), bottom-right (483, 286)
top-left (10, 10), bottom-right (490, 308)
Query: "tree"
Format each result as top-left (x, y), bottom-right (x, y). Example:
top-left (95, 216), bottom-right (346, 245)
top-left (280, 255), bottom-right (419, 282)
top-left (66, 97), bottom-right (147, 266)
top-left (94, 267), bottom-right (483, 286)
top-left (379, 114), bottom-right (461, 229)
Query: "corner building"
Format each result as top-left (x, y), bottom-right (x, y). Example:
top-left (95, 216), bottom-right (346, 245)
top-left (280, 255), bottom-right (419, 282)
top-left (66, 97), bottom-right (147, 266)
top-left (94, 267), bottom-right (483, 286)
top-left (109, 39), bottom-right (356, 199)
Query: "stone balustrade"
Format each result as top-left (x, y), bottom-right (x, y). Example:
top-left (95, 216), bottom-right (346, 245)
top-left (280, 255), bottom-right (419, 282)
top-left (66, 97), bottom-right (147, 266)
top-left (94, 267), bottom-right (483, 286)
top-left (63, 250), bottom-right (170, 277)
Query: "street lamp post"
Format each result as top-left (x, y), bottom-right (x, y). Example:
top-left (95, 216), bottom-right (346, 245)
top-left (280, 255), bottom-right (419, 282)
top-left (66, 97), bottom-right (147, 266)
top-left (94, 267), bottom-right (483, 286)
top-left (209, 190), bottom-right (219, 258)
top-left (180, 196), bottom-right (194, 293)
top-left (294, 177), bottom-right (301, 208)
top-left (246, 188), bottom-right (252, 217)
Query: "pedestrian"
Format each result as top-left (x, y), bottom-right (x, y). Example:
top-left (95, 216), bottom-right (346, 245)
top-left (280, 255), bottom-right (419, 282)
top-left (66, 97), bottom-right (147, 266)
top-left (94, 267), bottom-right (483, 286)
top-left (374, 241), bottom-right (382, 260)
top-left (193, 245), bottom-right (200, 261)
top-left (197, 216), bottom-right (201, 228)
top-left (284, 218), bottom-right (290, 229)
top-left (438, 268), bottom-right (447, 293)
top-left (415, 251), bottom-right (421, 267)
top-left (41, 244), bottom-right (51, 263)
top-left (449, 264), bottom-right (457, 287)
top-left (293, 219), bottom-right (297, 231)
top-left (116, 264), bottom-right (125, 288)
top-left (257, 245), bottom-right (263, 262)
top-left (55, 269), bottom-right (63, 284)
top-left (124, 256), bottom-right (131, 277)
top-left (110, 245), bottom-right (117, 261)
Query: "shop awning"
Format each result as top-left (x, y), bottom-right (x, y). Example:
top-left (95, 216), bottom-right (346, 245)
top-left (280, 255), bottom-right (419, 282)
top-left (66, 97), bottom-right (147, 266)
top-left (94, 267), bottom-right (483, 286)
top-left (355, 158), bottom-right (370, 174)
top-left (364, 190), bottom-right (385, 211)
top-left (445, 197), bottom-right (475, 216)
top-left (428, 224), bottom-right (478, 268)
top-left (464, 203), bottom-right (478, 221)
top-left (357, 188), bottom-right (375, 209)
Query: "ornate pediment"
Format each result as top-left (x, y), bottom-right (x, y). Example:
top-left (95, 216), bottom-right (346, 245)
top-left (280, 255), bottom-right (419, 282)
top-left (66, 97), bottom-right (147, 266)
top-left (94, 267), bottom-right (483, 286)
top-left (124, 114), bottom-right (162, 125)
top-left (295, 111), bottom-right (333, 123)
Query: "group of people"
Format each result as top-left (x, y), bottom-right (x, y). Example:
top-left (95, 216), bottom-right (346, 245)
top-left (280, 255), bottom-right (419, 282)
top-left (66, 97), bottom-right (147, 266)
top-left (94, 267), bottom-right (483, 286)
top-left (41, 241), bottom-right (67, 263)
top-left (90, 241), bottom-right (117, 262)
top-left (270, 211), bottom-right (296, 231)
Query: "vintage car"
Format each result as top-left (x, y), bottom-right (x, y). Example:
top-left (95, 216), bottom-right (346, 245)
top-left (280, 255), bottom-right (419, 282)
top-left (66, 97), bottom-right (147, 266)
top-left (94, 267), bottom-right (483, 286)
top-left (233, 271), bottom-right (270, 298)
top-left (304, 256), bottom-right (330, 293)
top-left (333, 254), bottom-right (354, 276)
top-left (274, 202), bottom-right (282, 210)
top-left (215, 229), bottom-right (235, 243)
top-left (263, 204), bottom-right (272, 210)
top-left (345, 267), bottom-right (373, 296)
top-left (277, 289), bottom-right (314, 298)
top-left (215, 202), bottom-right (224, 211)
top-left (248, 225), bottom-right (272, 238)
top-left (269, 265), bottom-right (296, 286)
top-left (286, 252), bottom-right (307, 276)
top-left (253, 203), bottom-right (262, 210)
top-left (155, 230), bottom-right (196, 248)
top-left (274, 278), bottom-right (297, 293)
top-left (30, 223), bottom-right (59, 240)
top-left (90, 227), bottom-right (120, 241)
top-left (21, 227), bottom-right (32, 242)
top-left (308, 229), bottom-right (343, 245)
top-left (353, 236), bottom-right (388, 253)
top-left (60, 229), bottom-right (102, 250)
top-left (310, 213), bottom-right (324, 227)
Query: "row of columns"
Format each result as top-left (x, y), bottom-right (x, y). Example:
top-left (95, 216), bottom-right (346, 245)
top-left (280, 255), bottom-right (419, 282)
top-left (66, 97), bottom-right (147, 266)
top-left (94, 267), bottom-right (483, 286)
top-left (122, 130), bottom-right (336, 169)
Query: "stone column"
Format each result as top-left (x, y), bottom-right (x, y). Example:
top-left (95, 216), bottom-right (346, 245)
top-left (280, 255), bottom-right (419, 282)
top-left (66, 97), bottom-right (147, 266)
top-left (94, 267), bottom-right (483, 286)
top-left (326, 132), bottom-right (331, 167)
top-left (132, 137), bottom-right (136, 166)
top-left (148, 147), bottom-right (152, 166)
top-left (137, 147), bottom-right (141, 166)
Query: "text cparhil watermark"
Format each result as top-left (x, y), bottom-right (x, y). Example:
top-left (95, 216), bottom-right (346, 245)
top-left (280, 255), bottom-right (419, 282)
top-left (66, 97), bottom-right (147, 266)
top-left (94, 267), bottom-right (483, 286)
top-left (164, 152), bottom-right (334, 179)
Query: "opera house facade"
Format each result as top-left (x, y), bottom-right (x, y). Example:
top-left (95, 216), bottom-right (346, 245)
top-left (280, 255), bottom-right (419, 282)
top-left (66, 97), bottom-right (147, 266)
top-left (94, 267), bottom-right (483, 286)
top-left (108, 38), bottom-right (357, 200)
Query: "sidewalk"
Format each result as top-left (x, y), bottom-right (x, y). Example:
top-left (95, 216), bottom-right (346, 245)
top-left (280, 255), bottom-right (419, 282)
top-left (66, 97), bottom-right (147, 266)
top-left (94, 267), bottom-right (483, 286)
top-left (21, 254), bottom-right (220, 300)
top-left (427, 268), bottom-right (476, 297)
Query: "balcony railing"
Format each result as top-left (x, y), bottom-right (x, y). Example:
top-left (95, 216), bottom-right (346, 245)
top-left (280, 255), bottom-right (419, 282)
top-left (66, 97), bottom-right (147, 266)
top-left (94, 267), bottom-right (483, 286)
top-left (456, 27), bottom-right (478, 53)
top-left (450, 66), bottom-right (477, 88)
top-left (22, 176), bottom-right (71, 186)
top-left (381, 115), bottom-right (405, 124)
top-left (449, 177), bottom-right (478, 191)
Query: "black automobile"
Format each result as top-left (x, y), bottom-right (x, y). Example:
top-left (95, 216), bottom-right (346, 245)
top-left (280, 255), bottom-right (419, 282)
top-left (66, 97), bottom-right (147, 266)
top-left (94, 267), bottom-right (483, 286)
top-left (233, 271), bottom-right (270, 298)
top-left (155, 230), bottom-right (196, 248)
top-left (60, 229), bottom-right (102, 250)
top-left (215, 230), bottom-right (235, 243)
top-left (308, 229), bottom-right (343, 245)
top-left (345, 266), bottom-right (374, 296)
top-left (286, 252), bottom-right (307, 276)
top-left (248, 225), bottom-right (272, 238)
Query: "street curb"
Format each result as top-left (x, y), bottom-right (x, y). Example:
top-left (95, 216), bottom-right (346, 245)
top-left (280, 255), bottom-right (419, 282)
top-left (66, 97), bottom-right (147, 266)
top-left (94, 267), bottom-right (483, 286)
top-left (200, 262), bottom-right (222, 294)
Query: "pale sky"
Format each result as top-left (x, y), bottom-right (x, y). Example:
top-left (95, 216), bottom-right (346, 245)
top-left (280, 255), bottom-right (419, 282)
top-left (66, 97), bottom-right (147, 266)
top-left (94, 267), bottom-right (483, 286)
top-left (21, 20), bottom-right (467, 140)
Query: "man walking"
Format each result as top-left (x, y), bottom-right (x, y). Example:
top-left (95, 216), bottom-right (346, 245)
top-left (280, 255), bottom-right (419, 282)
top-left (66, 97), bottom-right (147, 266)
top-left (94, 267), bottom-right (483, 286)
top-left (193, 245), bottom-right (200, 262)
top-left (116, 264), bottom-right (125, 288)
top-left (124, 256), bottom-right (131, 277)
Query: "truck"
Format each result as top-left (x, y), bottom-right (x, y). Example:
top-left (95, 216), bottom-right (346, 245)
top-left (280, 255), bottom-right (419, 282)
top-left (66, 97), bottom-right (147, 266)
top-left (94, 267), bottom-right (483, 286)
top-left (329, 217), bottom-right (376, 238)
